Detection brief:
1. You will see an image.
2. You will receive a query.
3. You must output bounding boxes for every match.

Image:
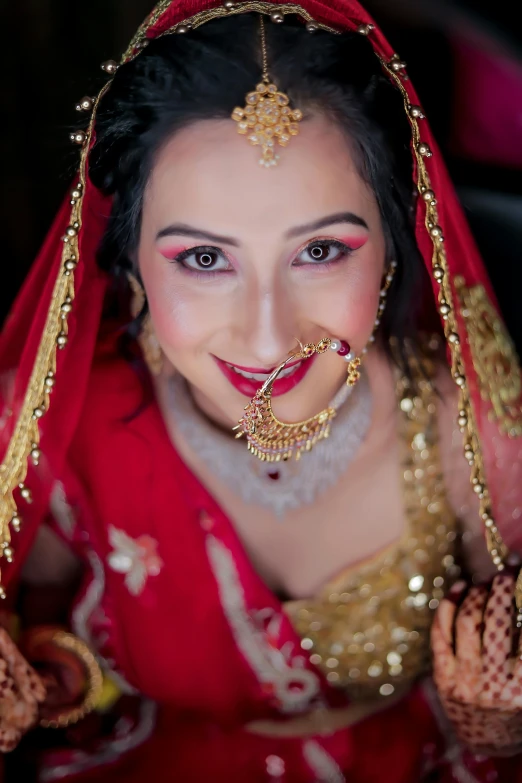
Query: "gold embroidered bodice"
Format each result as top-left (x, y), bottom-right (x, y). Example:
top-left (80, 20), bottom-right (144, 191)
top-left (284, 356), bottom-right (460, 701)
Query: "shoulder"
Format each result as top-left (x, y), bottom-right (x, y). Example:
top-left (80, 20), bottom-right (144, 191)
top-left (76, 323), bottom-right (160, 439)
top-left (86, 337), bottom-right (147, 417)
top-left (69, 339), bottom-right (160, 477)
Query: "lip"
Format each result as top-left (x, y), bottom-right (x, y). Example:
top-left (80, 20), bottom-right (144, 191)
top-left (213, 354), bottom-right (316, 397)
top-left (224, 357), bottom-right (304, 374)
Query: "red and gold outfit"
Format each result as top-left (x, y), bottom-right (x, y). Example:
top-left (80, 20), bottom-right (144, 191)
top-left (1, 1), bottom-right (522, 781)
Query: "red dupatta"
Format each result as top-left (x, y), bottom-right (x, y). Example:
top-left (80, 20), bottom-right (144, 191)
top-left (0, 0), bottom-right (521, 601)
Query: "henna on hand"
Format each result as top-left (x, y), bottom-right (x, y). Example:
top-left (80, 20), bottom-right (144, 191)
top-left (0, 627), bottom-right (46, 752)
top-left (432, 572), bottom-right (522, 756)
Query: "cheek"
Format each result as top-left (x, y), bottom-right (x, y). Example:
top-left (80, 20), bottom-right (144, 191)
top-left (139, 251), bottom-right (227, 355)
top-left (304, 261), bottom-right (382, 348)
top-left (343, 284), bottom-right (380, 336)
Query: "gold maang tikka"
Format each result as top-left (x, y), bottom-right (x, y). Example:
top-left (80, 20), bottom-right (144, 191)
top-left (231, 16), bottom-right (303, 167)
top-left (234, 262), bottom-right (397, 462)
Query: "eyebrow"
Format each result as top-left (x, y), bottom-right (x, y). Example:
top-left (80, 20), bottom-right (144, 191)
top-left (156, 224), bottom-right (240, 247)
top-left (284, 211), bottom-right (369, 239)
top-left (155, 211), bottom-right (369, 246)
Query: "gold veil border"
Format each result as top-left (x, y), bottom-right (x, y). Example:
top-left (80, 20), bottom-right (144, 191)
top-left (0, 1), bottom-right (520, 598)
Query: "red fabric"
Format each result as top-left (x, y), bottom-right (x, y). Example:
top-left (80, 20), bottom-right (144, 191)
top-left (0, 0), bottom-right (513, 587)
top-left (1, 1), bottom-right (513, 586)
top-left (0, 175), bottom-right (109, 587)
top-left (1, 1), bottom-right (522, 780)
top-left (450, 30), bottom-right (522, 169)
top-left (23, 352), bottom-right (520, 781)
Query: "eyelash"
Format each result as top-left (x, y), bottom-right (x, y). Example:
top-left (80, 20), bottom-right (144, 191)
top-left (171, 245), bottom-right (233, 279)
top-left (170, 238), bottom-right (354, 277)
top-left (292, 238), bottom-right (353, 270)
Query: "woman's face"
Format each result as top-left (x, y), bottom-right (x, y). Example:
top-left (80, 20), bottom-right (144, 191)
top-left (138, 115), bottom-right (386, 427)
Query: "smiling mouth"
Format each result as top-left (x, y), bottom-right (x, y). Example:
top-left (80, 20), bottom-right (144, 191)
top-left (223, 360), bottom-right (304, 383)
top-left (213, 354), bottom-right (315, 398)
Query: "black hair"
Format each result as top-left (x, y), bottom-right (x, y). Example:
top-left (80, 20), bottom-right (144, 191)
top-left (90, 13), bottom-right (428, 368)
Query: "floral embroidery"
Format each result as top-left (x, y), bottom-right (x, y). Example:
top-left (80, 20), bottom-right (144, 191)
top-left (455, 278), bottom-right (522, 438)
top-left (206, 535), bottom-right (320, 714)
top-left (107, 526), bottom-right (163, 596)
top-left (40, 700), bottom-right (158, 782)
top-left (302, 741), bottom-right (345, 783)
top-left (73, 548), bottom-right (138, 695)
top-left (49, 482), bottom-right (77, 540)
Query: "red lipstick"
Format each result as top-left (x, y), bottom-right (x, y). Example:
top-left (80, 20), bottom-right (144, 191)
top-left (214, 354), bottom-right (316, 397)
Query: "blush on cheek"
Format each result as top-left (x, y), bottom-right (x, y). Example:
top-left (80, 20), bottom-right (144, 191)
top-left (147, 283), bottom-right (222, 367)
top-left (148, 296), bottom-right (198, 352)
top-left (331, 277), bottom-right (381, 352)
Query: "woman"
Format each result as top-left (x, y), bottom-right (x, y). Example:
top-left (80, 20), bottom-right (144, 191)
top-left (1, 1), bottom-right (522, 780)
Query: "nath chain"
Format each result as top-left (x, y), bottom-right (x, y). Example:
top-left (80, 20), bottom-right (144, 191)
top-left (260, 15), bottom-right (269, 82)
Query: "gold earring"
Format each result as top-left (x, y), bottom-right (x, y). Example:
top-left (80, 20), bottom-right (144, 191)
top-left (231, 15), bottom-right (303, 167)
top-left (128, 274), bottom-right (163, 376)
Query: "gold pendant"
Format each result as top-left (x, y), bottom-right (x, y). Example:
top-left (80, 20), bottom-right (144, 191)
top-left (231, 81), bottom-right (302, 168)
top-left (231, 15), bottom-right (303, 167)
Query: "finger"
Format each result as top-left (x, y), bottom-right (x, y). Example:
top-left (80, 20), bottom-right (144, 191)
top-left (482, 572), bottom-right (516, 704)
top-left (8, 694), bottom-right (40, 733)
top-left (455, 585), bottom-right (489, 662)
top-left (0, 664), bottom-right (41, 733)
top-left (0, 724), bottom-right (23, 753)
top-left (504, 600), bottom-right (522, 707)
top-left (0, 629), bottom-right (46, 704)
top-left (431, 581), bottom-right (467, 692)
top-left (15, 660), bottom-right (46, 705)
top-left (453, 585), bottom-right (489, 702)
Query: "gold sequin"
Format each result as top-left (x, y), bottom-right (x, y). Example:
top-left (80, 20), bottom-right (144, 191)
top-left (455, 278), bottom-right (522, 437)
top-left (284, 348), bottom-right (460, 700)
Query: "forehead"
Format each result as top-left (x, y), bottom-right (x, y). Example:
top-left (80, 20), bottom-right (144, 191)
top-left (143, 115), bottom-right (378, 237)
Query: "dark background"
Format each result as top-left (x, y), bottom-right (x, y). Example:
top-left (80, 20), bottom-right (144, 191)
top-left (1, 0), bottom-right (521, 348)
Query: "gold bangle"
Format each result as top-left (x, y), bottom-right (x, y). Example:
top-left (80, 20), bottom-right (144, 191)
top-left (39, 631), bottom-right (104, 729)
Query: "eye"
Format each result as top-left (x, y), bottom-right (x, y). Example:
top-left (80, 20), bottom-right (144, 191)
top-left (173, 246), bottom-right (232, 273)
top-left (293, 239), bottom-right (352, 267)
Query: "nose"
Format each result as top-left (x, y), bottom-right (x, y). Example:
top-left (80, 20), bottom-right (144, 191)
top-left (241, 286), bottom-right (297, 369)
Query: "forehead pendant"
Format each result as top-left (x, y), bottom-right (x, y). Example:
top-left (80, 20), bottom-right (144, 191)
top-left (231, 15), bottom-right (303, 168)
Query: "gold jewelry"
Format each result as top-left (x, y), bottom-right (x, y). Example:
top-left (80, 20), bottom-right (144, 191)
top-left (38, 631), bottom-right (104, 729)
top-left (235, 261), bottom-right (397, 462)
top-left (128, 274), bottom-right (163, 376)
top-left (234, 337), bottom-right (335, 461)
top-left (231, 15), bottom-right (303, 167)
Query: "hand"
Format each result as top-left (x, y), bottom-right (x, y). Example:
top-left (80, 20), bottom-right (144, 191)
top-left (432, 572), bottom-right (522, 756)
top-left (0, 627), bottom-right (46, 752)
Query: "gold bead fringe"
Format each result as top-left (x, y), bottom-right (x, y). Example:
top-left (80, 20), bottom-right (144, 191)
top-left (235, 338), bottom-right (337, 461)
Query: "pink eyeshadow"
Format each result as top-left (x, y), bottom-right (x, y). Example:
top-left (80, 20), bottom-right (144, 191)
top-left (337, 235), bottom-right (368, 251)
top-left (157, 244), bottom-right (186, 260)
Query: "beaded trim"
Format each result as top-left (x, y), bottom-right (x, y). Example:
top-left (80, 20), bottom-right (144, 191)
top-left (123, 2), bottom-right (338, 61)
top-left (0, 1), bottom-right (515, 596)
top-left (381, 61), bottom-right (511, 580)
top-left (0, 83), bottom-right (109, 595)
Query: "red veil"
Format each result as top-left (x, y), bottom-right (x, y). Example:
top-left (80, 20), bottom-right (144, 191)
top-left (0, 0), bottom-right (521, 599)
